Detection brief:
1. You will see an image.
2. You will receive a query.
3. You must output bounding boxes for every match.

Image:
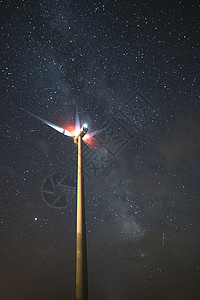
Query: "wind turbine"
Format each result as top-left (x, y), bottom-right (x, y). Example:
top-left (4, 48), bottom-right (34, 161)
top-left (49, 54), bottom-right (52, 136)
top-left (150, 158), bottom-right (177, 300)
top-left (16, 105), bottom-right (99, 300)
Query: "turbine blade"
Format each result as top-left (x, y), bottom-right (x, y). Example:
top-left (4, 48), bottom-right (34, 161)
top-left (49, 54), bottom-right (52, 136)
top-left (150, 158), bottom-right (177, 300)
top-left (16, 106), bottom-right (73, 137)
top-left (75, 102), bottom-right (80, 131)
top-left (83, 129), bottom-right (102, 139)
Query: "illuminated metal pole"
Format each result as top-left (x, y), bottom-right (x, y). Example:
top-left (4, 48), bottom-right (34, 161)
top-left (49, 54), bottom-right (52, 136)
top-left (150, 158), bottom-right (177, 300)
top-left (75, 126), bottom-right (88, 300)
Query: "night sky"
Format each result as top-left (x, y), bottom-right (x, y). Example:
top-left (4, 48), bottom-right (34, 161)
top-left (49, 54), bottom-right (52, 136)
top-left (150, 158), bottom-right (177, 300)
top-left (1, 0), bottom-right (200, 299)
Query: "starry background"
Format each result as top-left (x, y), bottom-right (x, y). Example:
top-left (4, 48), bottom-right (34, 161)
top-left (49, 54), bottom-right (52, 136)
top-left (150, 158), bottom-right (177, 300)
top-left (1, 0), bottom-right (200, 299)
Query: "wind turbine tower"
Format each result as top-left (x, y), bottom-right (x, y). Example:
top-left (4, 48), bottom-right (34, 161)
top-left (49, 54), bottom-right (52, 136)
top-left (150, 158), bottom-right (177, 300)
top-left (74, 124), bottom-right (89, 300)
top-left (14, 104), bottom-right (96, 300)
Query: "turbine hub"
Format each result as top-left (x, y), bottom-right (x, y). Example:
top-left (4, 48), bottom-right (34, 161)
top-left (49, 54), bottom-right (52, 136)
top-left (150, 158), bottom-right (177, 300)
top-left (74, 124), bottom-right (88, 143)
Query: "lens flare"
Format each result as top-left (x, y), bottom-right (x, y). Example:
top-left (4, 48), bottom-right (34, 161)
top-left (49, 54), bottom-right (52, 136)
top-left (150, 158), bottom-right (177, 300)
top-left (82, 134), bottom-right (89, 141)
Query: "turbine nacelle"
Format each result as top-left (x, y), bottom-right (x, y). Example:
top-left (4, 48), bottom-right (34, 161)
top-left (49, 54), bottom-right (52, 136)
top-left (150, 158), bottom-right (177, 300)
top-left (74, 123), bottom-right (88, 144)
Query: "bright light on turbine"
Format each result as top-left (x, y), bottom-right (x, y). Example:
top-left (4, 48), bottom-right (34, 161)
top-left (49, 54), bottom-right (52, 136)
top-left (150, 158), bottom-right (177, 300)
top-left (82, 123), bottom-right (88, 134)
top-left (74, 124), bottom-right (88, 143)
